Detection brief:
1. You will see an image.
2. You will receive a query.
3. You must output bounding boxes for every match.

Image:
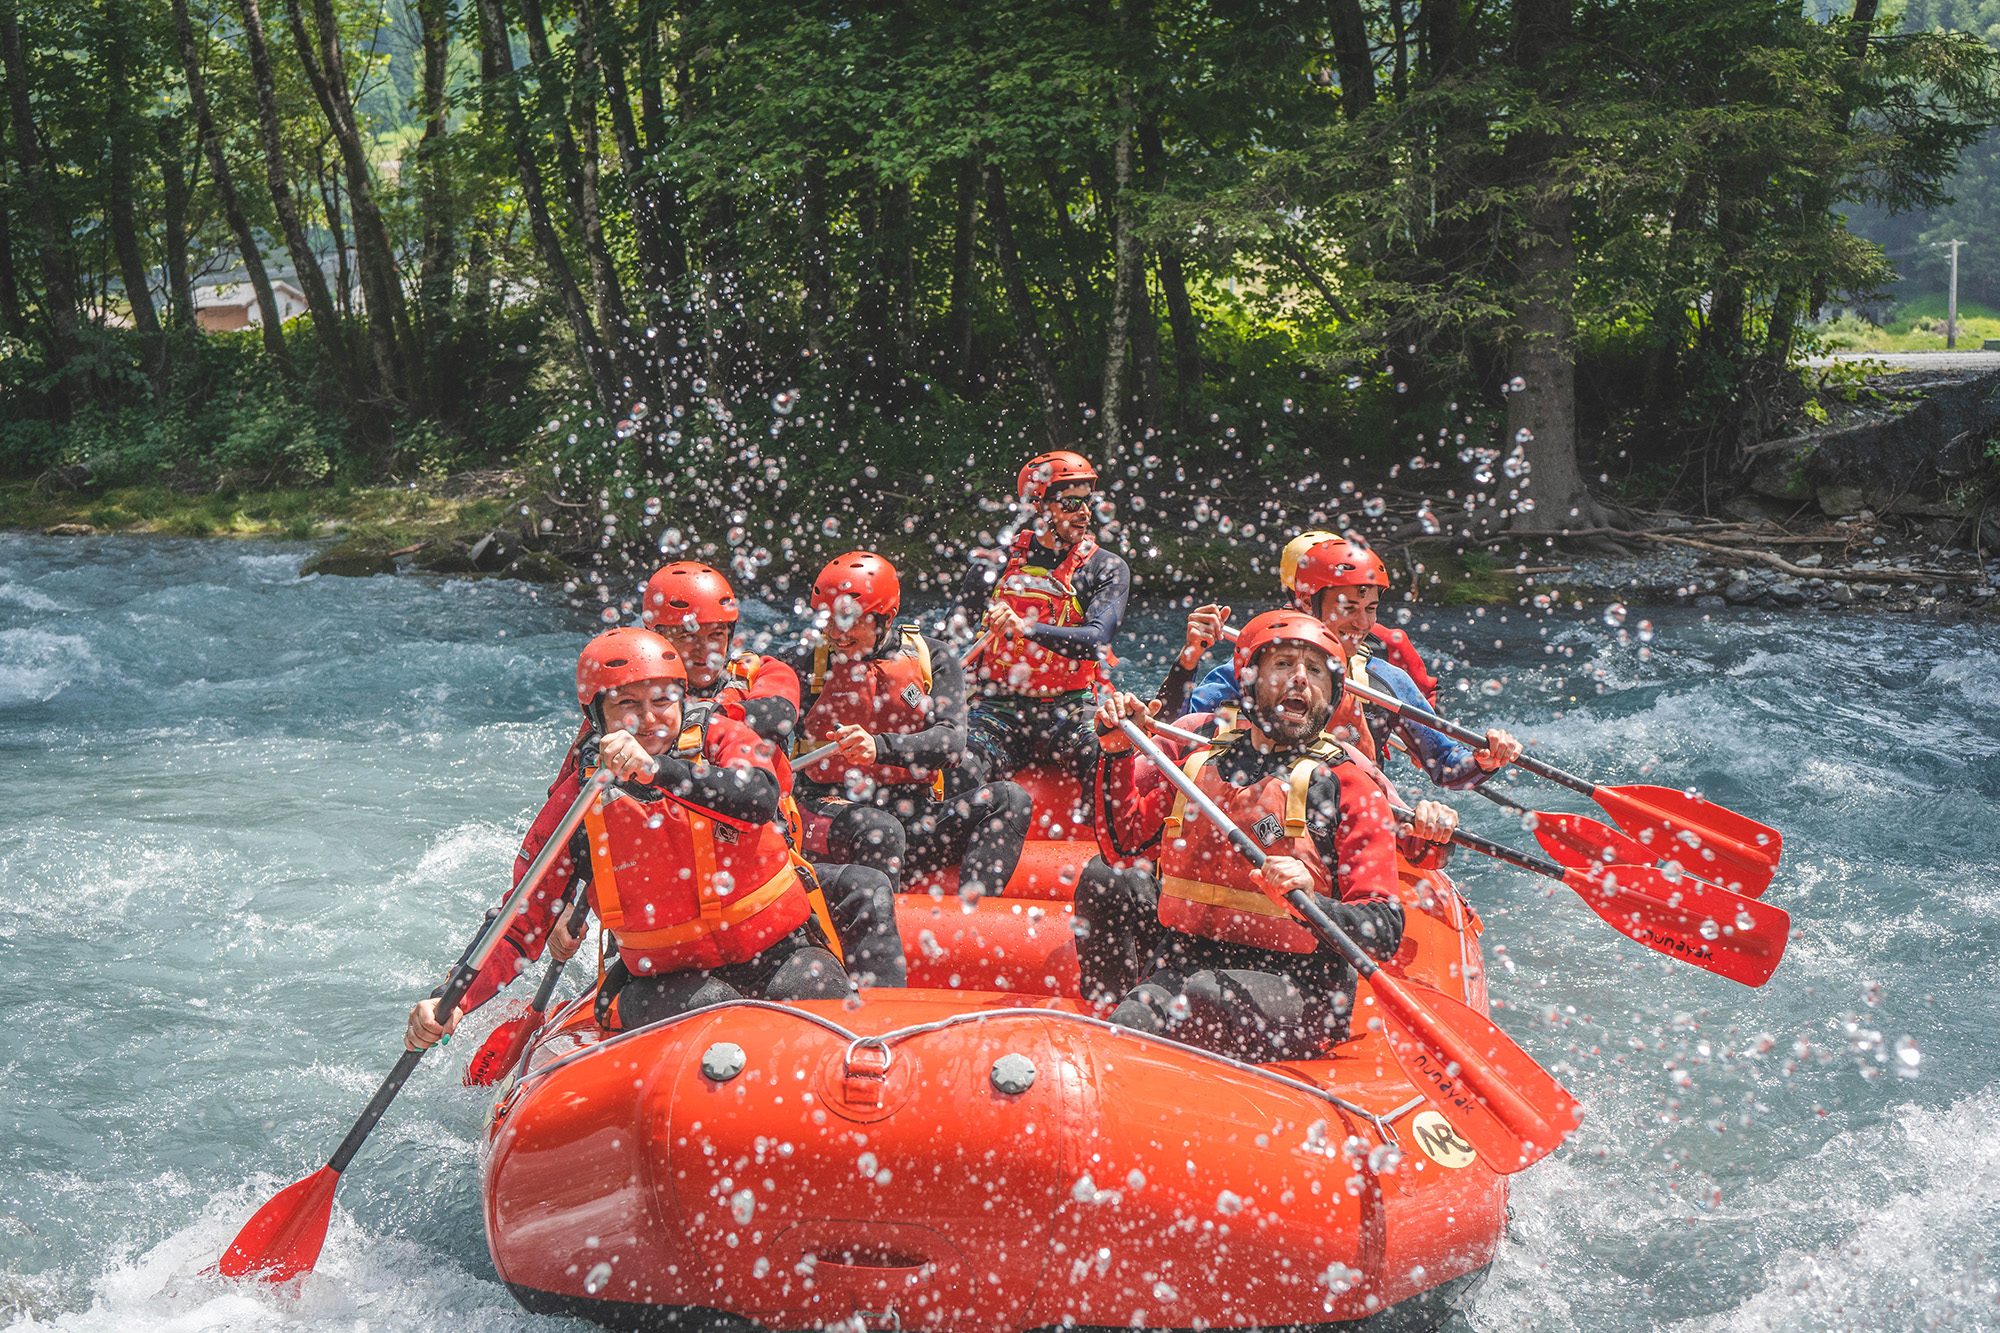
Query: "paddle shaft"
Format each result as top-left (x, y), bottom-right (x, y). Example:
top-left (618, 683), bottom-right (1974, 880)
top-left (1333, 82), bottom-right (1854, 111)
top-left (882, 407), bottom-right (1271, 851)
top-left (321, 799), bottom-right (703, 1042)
top-left (1118, 721), bottom-right (1380, 980)
top-left (330, 768), bottom-right (612, 1174)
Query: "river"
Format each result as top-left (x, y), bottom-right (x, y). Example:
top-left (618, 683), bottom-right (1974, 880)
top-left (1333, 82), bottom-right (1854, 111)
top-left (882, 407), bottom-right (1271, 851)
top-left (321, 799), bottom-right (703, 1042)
top-left (1, 532), bottom-right (1994, 1331)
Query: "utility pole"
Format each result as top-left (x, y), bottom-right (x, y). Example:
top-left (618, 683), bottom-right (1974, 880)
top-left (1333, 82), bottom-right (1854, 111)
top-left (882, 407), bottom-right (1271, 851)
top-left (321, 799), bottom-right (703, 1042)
top-left (1947, 238), bottom-right (1962, 349)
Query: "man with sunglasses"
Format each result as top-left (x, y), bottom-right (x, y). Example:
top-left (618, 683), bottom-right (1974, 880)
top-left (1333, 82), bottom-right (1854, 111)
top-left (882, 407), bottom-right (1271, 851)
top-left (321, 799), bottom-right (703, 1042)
top-left (956, 450), bottom-right (1131, 807)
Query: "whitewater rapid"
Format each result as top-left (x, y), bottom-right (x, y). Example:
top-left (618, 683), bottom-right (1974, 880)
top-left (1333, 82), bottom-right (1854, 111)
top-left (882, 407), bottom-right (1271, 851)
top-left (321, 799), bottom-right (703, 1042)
top-left (1, 533), bottom-right (1993, 1331)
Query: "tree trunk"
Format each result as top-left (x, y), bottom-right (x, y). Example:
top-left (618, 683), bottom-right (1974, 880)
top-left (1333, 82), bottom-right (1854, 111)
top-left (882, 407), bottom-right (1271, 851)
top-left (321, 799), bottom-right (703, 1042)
top-left (580, 0), bottom-right (670, 302)
top-left (1388, 0), bottom-right (1408, 100)
top-left (883, 179), bottom-right (915, 367)
top-left (947, 156), bottom-right (979, 385)
top-left (157, 116), bottom-right (194, 329)
top-left (414, 0), bottom-right (454, 325)
top-left (517, 0), bottom-right (630, 387)
top-left (317, 152), bottom-right (351, 320)
top-left (0, 165), bottom-right (26, 339)
top-left (799, 156), bottom-right (834, 359)
top-left (1329, 0), bottom-right (1374, 118)
top-left (1100, 103), bottom-right (1142, 460)
top-left (474, 0), bottom-right (619, 414)
top-left (1, 0), bottom-right (81, 377)
top-left (1137, 120), bottom-right (1198, 410)
top-left (985, 162), bottom-right (1073, 448)
top-left (103, 0), bottom-right (158, 335)
top-left (167, 0), bottom-right (291, 373)
top-left (283, 0), bottom-right (406, 395)
top-left (1504, 0), bottom-right (1596, 533)
top-left (240, 0), bottom-right (347, 376)
top-left (1038, 161), bottom-right (1088, 354)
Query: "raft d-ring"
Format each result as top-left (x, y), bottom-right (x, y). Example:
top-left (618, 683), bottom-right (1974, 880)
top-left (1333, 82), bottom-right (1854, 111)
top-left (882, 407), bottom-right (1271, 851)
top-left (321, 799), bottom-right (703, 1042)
top-left (840, 1036), bottom-right (894, 1110)
top-left (856, 1307), bottom-right (901, 1332)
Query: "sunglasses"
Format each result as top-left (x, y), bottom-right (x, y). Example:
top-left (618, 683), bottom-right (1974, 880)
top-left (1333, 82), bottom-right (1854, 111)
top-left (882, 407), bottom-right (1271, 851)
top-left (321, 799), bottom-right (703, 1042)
top-left (1046, 492), bottom-right (1095, 513)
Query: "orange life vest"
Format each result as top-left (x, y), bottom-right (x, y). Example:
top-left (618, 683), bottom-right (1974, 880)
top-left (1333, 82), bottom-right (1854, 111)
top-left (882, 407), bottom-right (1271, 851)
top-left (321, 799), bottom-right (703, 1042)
top-left (975, 532), bottom-right (1104, 696)
top-left (796, 627), bottom-right (941, 792)
top-left (1329, 651), bottom-right (1378, 762)
top-left (580, 751), bottom-right (810, 975)
top-left (1155, 731), bottom-right (1347, 955)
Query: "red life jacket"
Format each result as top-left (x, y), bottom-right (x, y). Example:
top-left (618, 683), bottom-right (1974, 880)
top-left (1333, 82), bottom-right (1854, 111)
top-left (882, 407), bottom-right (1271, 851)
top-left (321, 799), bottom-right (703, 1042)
top-left (1370, 623), bottom-right (1439, 705)
top-left (796, 627), bottom-right (941, 792)
top-left (974, 532), bottom-right (1105, 696)
top-left (1155, 731), bottom-right (1351, 955)
top-left (1329, 650), bottom-right (1378, 763)
top-left (579, 723), bottom-right (810, 975)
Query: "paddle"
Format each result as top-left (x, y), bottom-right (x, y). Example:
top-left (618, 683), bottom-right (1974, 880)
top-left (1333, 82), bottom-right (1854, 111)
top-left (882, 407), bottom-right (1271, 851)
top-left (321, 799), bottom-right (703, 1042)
top-left (1397, 800), bottom-right (1786, 987)
top-left (1475, 787), bottom-right (1751, 897)
top-left (1118, 720), bottom-right (1581, 1174)
top-left (1339, 675), bottom-right (1782, 895)
top-left (215, 768), bottom-right (617, 1283)
top-left (1153, 721), bottom-right (1783, 986)
top-left (463, 888), bottom-right (591, 1088)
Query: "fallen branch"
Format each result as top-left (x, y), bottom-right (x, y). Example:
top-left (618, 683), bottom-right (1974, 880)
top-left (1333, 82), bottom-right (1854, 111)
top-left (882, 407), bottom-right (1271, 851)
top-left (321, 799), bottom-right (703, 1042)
top-left (1618, 529), bottom-right (1981, 585)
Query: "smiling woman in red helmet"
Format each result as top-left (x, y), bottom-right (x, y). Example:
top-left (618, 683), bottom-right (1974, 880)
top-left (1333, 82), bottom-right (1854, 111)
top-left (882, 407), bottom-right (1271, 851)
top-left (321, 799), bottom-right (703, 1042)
top-left (403, 628), bottom-right (850, 1048)
top-left (956, 450), bottom-right (1132, 800)
top-left (777, 552), bottom-right (1032, 904)
top-left (1070, 610), bottom-right (1405, 1061)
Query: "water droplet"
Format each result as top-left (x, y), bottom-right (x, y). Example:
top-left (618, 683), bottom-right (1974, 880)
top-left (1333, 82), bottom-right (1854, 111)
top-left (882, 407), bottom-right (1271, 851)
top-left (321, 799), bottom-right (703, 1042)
top-left (1603, 602), bottom-right (1627, 628)
top-left (730, 1188), bottom-right (756, 1224)
top-left (584, 1261), bottom-right (613, 1294)
top-left (643, 496), bottom-right (663, 517)
top-left (1508, 375), bottom-right (1527, 392)
top-left (1480, 678), bottom-right (1503, 696)
top-left (771, 389), bottom-right (798, 415)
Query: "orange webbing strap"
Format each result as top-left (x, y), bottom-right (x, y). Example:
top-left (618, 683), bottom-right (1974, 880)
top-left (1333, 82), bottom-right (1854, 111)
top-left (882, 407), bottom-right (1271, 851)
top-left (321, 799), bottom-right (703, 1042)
top-left (685, 811), bottom-right (729, 936)
top-left (791, 855), bottom-right (846, 966)
top-left (1158, 873), bottom-right (1291, 918)
top-left (580, 780), bottom-right (627, 933)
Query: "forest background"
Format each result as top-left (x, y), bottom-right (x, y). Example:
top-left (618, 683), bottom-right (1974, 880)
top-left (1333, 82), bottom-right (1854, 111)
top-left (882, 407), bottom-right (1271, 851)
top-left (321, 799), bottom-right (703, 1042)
top-left (4, 0), bottom-right (2000, 596)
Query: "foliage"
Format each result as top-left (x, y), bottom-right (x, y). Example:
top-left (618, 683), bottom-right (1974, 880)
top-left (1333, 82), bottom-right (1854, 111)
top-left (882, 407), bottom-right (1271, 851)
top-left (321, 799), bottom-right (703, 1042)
top-left (0, 0), bottom-right (1998, 565)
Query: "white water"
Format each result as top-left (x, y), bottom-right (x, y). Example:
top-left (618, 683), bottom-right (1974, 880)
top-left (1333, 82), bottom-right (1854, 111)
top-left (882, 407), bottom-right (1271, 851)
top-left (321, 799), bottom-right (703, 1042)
top-left (2, 533), bottom-right (1995, 1330)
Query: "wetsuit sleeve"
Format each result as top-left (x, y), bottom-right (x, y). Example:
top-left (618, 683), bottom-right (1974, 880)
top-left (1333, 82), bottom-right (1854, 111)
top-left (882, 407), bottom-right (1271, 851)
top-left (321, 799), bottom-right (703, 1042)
top-left (1303, 762), bottom-right (1405, 960)
top-left (730, 657), bottom-right (800, 746)
top-left (1184, 662), bottom-right (1240, 717)
top-left (1092, 736), bottom-right (1184, 865)
top-left (1024, 547), bottom-right (1130, 659)
top-left (958, 554), bottom-right (1003, 626)
top-left (646, 718), bottom-right (780, 827)
top-left (1370, 661), bottom-right (1486, 789)
top-left (456, 777), bottom-right (592, 1014)
top-left (873, 634), bottom-right (968, 772)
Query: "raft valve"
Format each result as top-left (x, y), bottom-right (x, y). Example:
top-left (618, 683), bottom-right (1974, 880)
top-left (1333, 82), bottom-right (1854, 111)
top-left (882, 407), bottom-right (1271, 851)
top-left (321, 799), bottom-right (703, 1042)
top-left (701, 1042), bottom-right (747, 1082)
top-left (991, 1053), bottom-right (1036, 1095)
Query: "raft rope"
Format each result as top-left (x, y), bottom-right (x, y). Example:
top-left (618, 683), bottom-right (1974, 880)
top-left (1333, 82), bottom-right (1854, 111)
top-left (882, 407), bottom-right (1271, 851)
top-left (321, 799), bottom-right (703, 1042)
top-left (506, 999), bottom-right (1427, 1147)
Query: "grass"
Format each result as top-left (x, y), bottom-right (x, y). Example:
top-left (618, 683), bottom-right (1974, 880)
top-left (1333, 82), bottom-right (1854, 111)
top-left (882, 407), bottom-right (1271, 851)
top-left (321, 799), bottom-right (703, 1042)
top-left (0, 479), bottom-right (513, 544)
top-left (1819, 296), bottom-right (2000, 353)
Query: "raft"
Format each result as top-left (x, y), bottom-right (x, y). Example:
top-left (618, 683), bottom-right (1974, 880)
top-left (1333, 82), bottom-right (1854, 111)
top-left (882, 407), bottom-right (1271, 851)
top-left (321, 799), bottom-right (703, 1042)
top-left (481, 768), bottom-right (1507, 1331)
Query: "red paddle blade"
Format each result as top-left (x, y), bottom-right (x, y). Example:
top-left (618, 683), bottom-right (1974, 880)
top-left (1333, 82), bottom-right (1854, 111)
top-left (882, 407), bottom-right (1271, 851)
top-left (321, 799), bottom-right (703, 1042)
top-left (1361, 974), bottom-right (1582, 1174)
top-left (1561, 864), bottom-right (1789, 987)
top-left (464, 1011), bottom-right (539, 1088)
top-left (1532, 812), bottom-right (1749, 897)
top-left (214, 1164), bottom-right (340, 1282)
top-left (1595, 784), bottom-right (1781, 895)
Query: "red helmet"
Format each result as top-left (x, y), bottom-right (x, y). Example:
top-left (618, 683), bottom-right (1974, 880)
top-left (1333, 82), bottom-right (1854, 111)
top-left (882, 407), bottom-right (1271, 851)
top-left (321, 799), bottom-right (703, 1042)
top-left (812, 551), bottom-right (901, 623)
top-left (1017, 450), bottom-right (1099, 502)
top-left (1291, 535), bottom-right (1390, 606)
top-left (642, 561), bottom-right (739, 630)
top-left (576, 627), bottom-right (686, 711)
top-left (1232, 609), bottom-right (1346, 683)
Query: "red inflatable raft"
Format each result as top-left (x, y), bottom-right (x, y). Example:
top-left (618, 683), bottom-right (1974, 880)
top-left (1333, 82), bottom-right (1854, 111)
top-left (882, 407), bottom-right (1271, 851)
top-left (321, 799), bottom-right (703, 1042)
top-left (480, 767), bottom-right (1507, 1331)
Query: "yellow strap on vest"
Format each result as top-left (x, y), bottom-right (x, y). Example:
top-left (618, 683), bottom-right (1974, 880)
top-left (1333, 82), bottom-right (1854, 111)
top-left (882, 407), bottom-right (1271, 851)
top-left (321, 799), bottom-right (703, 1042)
top-left (809, 642), bottom-right (830, 699)
top-left (1159, 874), bottom-right (1292, 918)
top-left (685, 810), bottom-right (728, 936)
top-left (1282, 755), bottom-right (1319, 837)
top-left (1160, 746), bottom-right (1213, 840)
